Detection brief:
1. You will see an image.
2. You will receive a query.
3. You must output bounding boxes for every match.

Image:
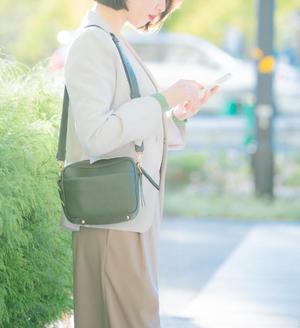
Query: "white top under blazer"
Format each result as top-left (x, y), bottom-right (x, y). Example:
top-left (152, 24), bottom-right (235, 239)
top-left (60, 4), bottom-right (187, 232)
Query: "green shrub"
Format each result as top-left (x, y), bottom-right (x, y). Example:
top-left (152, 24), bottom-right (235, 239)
top-left (165, 150), bottom-right (300, 220)
top-left (0, 56), bottom-right (73, 327)
top-left (166, 150), bottom-right (251, 193)
top-left (166, 152), bottom-right (208, 186)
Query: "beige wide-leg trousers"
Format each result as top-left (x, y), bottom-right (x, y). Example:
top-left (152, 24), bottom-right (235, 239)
top-left (71, 206), bottom-right (161, 328)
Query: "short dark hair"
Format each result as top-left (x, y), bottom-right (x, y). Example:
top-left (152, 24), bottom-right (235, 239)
top-left (94, 0), bottom-right (182, 31)
top-left (95, 0), bottom-right (129, 11)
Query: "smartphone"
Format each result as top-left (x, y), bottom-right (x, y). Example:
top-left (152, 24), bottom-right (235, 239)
top-left (202, 72), bottom-right (232, 93)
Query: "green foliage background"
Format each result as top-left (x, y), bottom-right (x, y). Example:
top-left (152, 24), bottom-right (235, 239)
top-left (0, 59), bottom-right (73, 327)
top-left (164, 0), bottom-right (300, 51)
top-left (0, 0), bottom-right (299, 64)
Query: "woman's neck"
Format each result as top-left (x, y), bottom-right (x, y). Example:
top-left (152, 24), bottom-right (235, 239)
top-left (95, 3), bottom-right (127, 38)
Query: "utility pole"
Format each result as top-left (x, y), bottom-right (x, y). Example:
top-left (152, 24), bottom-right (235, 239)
top-left (252, 0), bottom-right (276, 198)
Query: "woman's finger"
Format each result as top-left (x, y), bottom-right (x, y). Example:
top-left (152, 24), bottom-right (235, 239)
top-left (200, 91), bottom-right (210, 101)
top-left (209, 85), bottom-right (220, 96)
top-left (199, 91), bottom-right (210, 103)
top-left (183, 101), bottom-right (197, 118)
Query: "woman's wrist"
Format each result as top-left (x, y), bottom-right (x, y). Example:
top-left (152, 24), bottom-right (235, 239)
top-left (150, 92), bottom-right (187, 127)
top-left (171, 107), bottom-right (188, 126)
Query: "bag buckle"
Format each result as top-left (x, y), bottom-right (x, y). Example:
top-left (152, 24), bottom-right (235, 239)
top-left (58, 161), bottom-right (65, 172)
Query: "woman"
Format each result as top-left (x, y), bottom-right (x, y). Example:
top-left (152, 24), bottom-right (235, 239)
top-left (63, 0), bottom-right (219, 327)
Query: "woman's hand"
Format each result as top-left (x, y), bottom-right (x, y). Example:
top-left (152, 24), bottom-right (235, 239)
top-left (161, 79), bottom-right (204, 109)
top-left (173, 85), bottom-right (220, 121)
top-left (160, 79), bottom-right (220, 121)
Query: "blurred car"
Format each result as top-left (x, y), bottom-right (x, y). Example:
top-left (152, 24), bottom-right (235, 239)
top-left (124, 31), bottom-right (300, 114)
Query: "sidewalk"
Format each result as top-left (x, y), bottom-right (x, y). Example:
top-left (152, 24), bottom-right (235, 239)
top-left (159, 217), bottom-right (300, 328)
top-left (50, 217), bottom-right (300, 328)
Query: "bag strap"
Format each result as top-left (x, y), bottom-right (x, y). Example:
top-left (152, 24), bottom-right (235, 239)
top-left (56, 24), bottom-right (144, 163)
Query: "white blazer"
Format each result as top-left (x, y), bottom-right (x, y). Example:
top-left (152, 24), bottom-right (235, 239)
top-left (60, 4), bottom-right (187, 232)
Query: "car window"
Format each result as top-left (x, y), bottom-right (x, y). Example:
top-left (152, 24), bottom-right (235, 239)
top-left (163, 44), bottom-right (208, 65)
top-left (131, 42), bottom-right (219, 68)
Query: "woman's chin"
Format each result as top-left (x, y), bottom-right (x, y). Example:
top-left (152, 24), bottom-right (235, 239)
top-left (128, 19), bottom-right (147, 29)
top-left (132, 21), bottom-right (149, 29)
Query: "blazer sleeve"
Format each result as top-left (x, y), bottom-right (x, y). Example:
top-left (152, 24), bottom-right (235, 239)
top-left (64, 28), bottom-right (163, 158)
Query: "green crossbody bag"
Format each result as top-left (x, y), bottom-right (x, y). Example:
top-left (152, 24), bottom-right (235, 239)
top-left (56, 24), bottom-right (160, 226)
